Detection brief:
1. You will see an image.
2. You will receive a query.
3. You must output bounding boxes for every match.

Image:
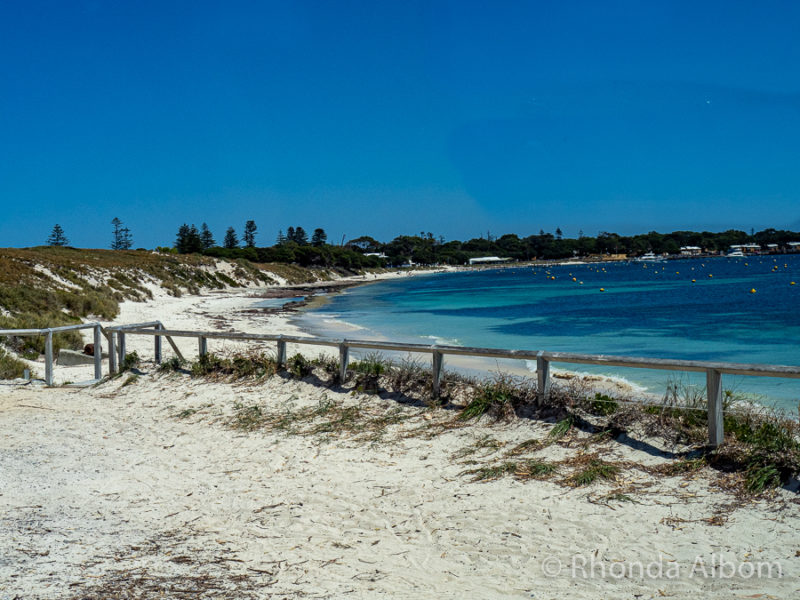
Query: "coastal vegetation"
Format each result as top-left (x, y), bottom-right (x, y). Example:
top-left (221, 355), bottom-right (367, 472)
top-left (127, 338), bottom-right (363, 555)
top-left (0, 246), bottom-right (278, 357)
top-left (0, 347), bottom-right (29, 379)
top-left (168, 223), bottom-right (800, 266)
top-left (170, 348), bottom-right (800, 502)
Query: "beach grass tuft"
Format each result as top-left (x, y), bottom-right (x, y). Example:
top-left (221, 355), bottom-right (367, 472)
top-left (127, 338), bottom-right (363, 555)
top-left (0, 347), bottom-right (29, 379)
top-left (121, 351), bottom-right (141, 372)
top-left (287, 353), bottom-right (314, 378)
top-left (121, 374), bottom-right (139, 387)
top-left (515, 459), bottom-right (558, 480)
top-left (461, 461), bottom-right (518, 482)
top-left (459, 374), bottom-right (535, 421)
top-left (158, 356), bottom-right (186, 373)
top-left (567, 457), bottom-right (621, 487)
top-left (192, 351), bottom-right (278, 380)
top-left (548, 415), bottom-right (574, 440)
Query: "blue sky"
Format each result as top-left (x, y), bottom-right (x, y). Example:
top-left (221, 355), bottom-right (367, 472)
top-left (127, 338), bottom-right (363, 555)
top-left (1, 0), bottom-right (800, 248)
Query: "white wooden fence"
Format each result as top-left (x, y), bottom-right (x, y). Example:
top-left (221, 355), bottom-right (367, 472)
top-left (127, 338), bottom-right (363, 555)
top-left (4, 322), bottom-right (800, 448)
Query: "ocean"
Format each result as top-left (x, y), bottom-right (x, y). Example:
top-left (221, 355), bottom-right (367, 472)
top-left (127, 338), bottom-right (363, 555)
top-left (293, 255), bottom-right (800, 412)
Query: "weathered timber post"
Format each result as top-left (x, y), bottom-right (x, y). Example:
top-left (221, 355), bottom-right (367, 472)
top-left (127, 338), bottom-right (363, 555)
top-left (93, 324), bottom-right (103, 380)
top-left (154, 323), bottom-right (162, 365)
top-left (432, 350), bottom-right (444, 397)
top-left (198, 336), bottom-right (208, 357)
top-left (339, 342), bottom-right (349, 382)
top-left (706, 369), bottom-right (724, 448)
top-left (108, 331), bottom-right (117, 374)
top-left (117, 332), bottom-right (126, 367)
top-left (536, 351), bottom-right (551, 404)
top-left (44, 330), bottom-right (54, 386)
top-left (276, 337), bottom-right (287, 368)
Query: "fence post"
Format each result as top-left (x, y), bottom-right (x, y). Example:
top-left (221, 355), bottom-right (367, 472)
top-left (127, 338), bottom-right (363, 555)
top-left (44, 330), bottom-right (54, 386)
top-left (108, 332), bottom-right (117, 374)
top-left (117, 332), bottom-right (126, 367)
top-left (537, 352), bottom-right (550, 404)
top-left (198, 336), bottom-right (208, 357)
top-left (432, 350), bottom-right (444, 397)
top-left (93, 324), bottom-right (103, 380)
top-left (706, 369), bottom-right (724, 448)
top-left (154, 323), bottom-right (162, 365)
top-left (276, 337), bottom-right (287, 367)
top-left (339, 342), bottom-right (349, 382)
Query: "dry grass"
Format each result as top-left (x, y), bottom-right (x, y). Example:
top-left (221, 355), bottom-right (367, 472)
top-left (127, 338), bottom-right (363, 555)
top-left (0, 347), bottom-right (29, 379)
top-left (0, 247), bottom-right (275, 364)
top-left (175, 348), bottom-right (800, 503)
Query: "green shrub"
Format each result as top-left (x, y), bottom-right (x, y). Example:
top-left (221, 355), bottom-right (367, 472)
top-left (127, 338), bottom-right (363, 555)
top-left (191, 351), bottom-right (277, 380)
top-left (121, 351), bottom-right (141, 371)
top-left (587, 393), bottom-right (618, 416)
top-left (0, 348), bottom-right (29, 379)
top-left (350, 353), bottom-right (387, 377)
top-left (287, 353), bottom-right (313, 378)
top-left (460, 375), bottom-right (535, 421)
top-left (158, 356), bottom-right (185, 373)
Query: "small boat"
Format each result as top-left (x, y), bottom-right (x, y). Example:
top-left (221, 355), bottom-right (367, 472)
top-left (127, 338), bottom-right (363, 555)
top-left (635, 252), bottom-right (666, 263)
top-left (726, 250), bottom-right (745, 258)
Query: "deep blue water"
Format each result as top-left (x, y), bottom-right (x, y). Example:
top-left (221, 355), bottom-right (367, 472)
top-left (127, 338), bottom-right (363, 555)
top-left (294, 256), bottom-right (800, 410)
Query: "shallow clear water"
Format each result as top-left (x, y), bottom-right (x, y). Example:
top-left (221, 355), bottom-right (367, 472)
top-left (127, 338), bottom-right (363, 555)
top-left (295, 256), bottom-right (800, 411)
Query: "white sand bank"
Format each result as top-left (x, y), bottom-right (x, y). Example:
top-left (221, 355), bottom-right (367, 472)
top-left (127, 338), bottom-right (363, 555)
top-left (1, 370), bottom-right (797, 598)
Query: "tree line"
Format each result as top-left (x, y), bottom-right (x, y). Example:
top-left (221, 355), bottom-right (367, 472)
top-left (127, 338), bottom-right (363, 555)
top-left (45, 221), bottom-right (800, 268)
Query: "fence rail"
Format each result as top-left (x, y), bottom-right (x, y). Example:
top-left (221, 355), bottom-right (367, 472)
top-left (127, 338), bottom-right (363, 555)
top-left (4, 321), bottom-right (800, 448)
top-left (0, 322), bottom-right (104, 384)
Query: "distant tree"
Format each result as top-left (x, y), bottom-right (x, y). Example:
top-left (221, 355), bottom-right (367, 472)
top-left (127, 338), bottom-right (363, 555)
top-left (346, 236), bottom-right (381, 252)
top-left (311, 228), bottom-right (327, 247)
top-left (286, 226), bottom-right (295, 243)
top-left (111, 217), bottom-right (133, 250)
top-left (47, 224), bottom-right (68, 247)
top-left (276, 229), bottom-right (287, 245)
top-left (224, 227), bottom-right (239, 249)
top-left (175, 223), bottom-right (202, 254)
top-left (555, 227), bottom-right (563, 240)
top-left (175, 224), bottom-right (189, 252)
top-left (293, 226), bottom-right (309, 245)
top-left (199, 223), bottom-right (215, 250)
top-left (243, 220), bottom-right (257, 248)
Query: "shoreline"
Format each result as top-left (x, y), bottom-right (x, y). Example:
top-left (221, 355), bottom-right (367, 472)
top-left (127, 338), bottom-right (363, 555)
top-left (11, 265), bottom-right (658, 401)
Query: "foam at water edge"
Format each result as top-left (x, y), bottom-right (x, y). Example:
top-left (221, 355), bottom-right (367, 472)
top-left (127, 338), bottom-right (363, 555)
top-left (422, 335), bottom-right (461, 346)
top-left (523, 360), bottom-right (650, 396)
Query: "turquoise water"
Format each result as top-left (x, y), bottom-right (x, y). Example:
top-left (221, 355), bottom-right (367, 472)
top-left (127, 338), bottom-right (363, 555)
top-left (294, 256), bottom-right (800, 411)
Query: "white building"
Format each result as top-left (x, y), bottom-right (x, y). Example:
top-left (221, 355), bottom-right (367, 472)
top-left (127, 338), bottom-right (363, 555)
top-left (468, 256), bottom-right (512, 265)
top-left (729, 244), bottom-right (762, 255)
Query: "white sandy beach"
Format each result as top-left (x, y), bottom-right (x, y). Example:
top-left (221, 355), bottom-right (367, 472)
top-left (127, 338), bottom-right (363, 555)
top-left (2, 272), bottom-right (799, 598)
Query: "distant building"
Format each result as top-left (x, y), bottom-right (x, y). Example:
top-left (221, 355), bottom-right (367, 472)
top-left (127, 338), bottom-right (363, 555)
top-left (788, 242), bottom-right (800, 252)
top-left (364, 252), bottom-right (387, 258)
top-left (729, 244), bottom-right (762, 255)
top-left (468, 256), bottom-right (512, 265)
top-left (680, 246), bottom-right (702, 256)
